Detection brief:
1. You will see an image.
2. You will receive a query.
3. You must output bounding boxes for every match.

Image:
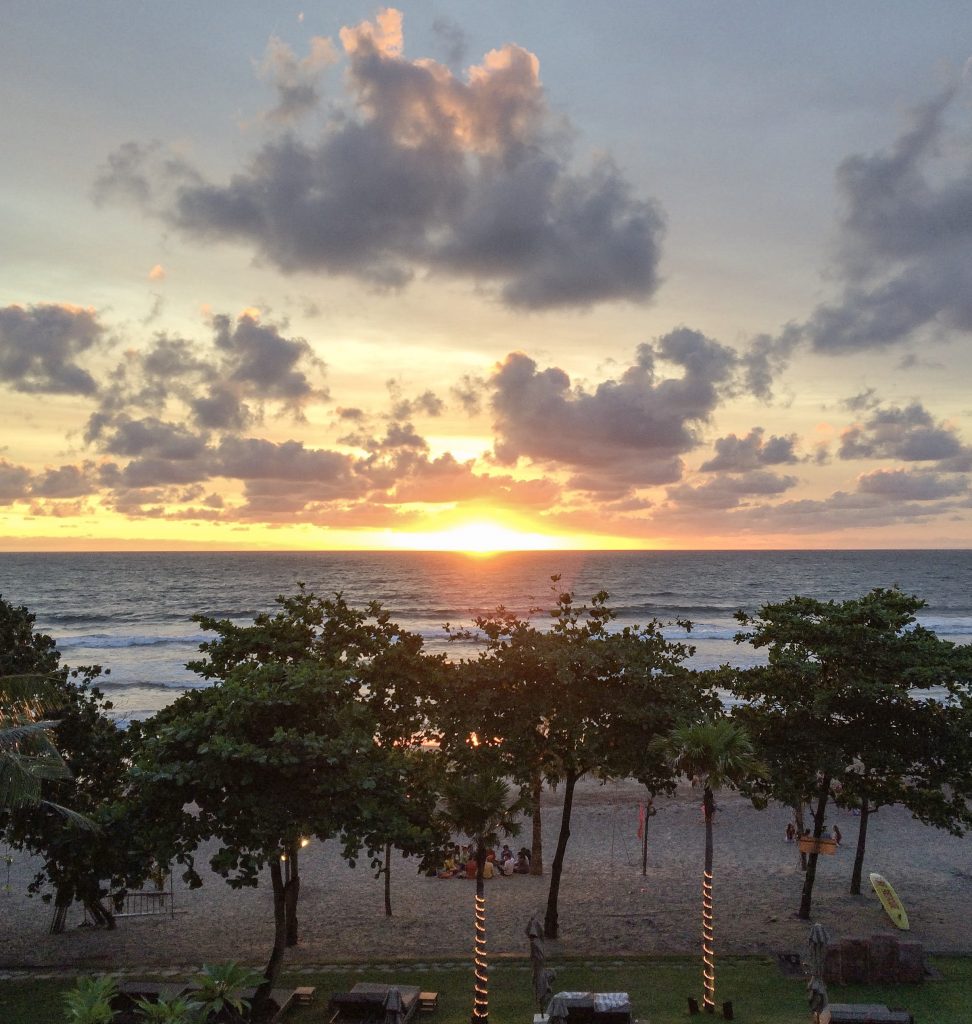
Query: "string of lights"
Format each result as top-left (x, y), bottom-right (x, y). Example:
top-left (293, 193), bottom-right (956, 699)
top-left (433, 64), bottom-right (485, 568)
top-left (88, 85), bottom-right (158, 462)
top-left (473, 890), bottom-right (489, 1020)
top-left (701, 868), bottom-right (715, 1011)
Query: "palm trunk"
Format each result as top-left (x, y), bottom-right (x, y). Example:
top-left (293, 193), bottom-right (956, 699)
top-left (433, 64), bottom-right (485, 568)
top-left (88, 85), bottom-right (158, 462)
top-left (384, 840), bottom-right (394, 916)
top-left (798, 775), bottom-right (831, 920)
top-left (472, 841), bottom-right (489, 1024)
top-left (253, 858), bottom-right (289, 1023)
top-left (701, 785), bottom-right (716, 1013)
top-left (544, 768), bottom-right (578, 939)
top-left (530, 771), bottom-right (544, 875)
top-left (850, 796), bottom-right (870, 895)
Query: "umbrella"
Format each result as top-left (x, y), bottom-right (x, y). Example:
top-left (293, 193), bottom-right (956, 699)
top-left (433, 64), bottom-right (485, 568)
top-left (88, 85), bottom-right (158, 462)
top-left (526, 913), bottom-right (555, 1011)
top-left (383, 987), bottom-right (404, 1024)
top-left (807, 922), bottom-right (830, 1022)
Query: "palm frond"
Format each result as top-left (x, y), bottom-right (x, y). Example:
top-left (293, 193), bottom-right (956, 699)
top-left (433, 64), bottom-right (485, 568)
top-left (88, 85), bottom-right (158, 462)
top-left (0, 719), bottom-right (62, 750)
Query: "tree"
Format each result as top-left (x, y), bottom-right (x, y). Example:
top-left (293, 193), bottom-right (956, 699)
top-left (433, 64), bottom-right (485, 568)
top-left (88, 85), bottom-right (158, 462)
top-left (732, 587), bottom-right (972, 917)
top-left (137, 590), bottom-right (435, 1022)
top-left (0, 596), bottom-right (71, 815)
top-left (439, 761), bottom-right (522, 1024)
top-left (5, 671), bottom-right (149, 932)
top-left (668, 717), bottom-right (762, 1015)
top-left (432, 581), bottom-right (701, 940)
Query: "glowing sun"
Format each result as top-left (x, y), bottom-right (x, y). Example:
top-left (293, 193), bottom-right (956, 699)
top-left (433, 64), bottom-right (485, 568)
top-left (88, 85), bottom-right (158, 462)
top-left (392, 520), bottom-right (568, 554)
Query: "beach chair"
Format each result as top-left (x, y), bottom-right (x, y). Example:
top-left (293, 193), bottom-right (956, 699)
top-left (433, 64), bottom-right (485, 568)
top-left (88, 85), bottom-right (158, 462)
top-left (328, 991), bottom-right (388, 1024)
top-left (329, 984), bottom-right (422, 1024)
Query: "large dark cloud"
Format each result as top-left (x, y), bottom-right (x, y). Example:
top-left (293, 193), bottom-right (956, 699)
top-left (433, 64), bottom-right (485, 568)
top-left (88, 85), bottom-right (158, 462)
top-left (490, 328), bottom-right (737, 491)
top-left (791, 84), bottom-right (972, 352)
top-left (94, 10), bottom-right (664, 310)
top-left (0, 304), bottom-right (103, 395)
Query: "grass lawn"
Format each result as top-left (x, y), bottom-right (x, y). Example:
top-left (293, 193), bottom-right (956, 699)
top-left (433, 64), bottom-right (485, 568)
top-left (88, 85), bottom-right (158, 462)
top-left (2, 956), bottom-right (970, 1023)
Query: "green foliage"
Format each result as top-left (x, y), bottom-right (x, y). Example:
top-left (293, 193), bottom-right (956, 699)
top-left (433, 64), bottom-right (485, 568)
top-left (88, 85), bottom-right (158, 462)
top-left (730, 586), bottom-right (972, 912)
top-left (433, 579), bottom-right (710, 938)
top-left (5, 671), bottom-right (149, 924)
top-left (63, 975), bottom-right (119, 1024)
top-left (0, 595), bottom-right (70, 814)
top-left (136, 589), bottom-right (443, 1017)
top-left (667, 717), bottom-right (763, 796)
top-left (190, 961), bottom-right (263, 1021)
top-left (439, 769), bottom-right (523, 853)
top-left (133, 995), bottom-right (197, 1023)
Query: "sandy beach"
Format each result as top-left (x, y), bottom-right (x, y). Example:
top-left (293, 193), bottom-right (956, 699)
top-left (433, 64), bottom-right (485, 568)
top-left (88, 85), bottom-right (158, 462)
top-left (1, 777), bottom-right (969, 970)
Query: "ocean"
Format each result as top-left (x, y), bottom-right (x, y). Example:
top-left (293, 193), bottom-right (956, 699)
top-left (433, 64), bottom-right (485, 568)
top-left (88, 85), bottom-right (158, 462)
top-left (1, 550), bottom-right (969, 722)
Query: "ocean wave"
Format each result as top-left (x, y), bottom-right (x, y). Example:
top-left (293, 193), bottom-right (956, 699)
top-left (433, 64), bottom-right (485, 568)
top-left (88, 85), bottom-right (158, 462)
top-left (917, 616), bottom-right (972, 636)
top-left (96, 678), bottom-right (207, 692)
top-left (56, 632), bottom-right (208, 651)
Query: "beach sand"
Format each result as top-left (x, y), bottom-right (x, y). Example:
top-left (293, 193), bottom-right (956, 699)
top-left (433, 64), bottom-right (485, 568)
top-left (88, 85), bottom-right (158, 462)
top-left (1, 777), bottom-right (969, 970)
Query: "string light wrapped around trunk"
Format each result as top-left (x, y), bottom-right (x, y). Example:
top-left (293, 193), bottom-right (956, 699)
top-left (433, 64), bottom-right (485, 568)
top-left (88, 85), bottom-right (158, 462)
top-left (472, 891), bottom-right (488, 1021)
top-left (702, 868), bottom-right (715, 1012)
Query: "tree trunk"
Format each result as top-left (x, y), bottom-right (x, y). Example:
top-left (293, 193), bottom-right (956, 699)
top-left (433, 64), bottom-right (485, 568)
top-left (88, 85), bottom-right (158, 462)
top-left (850, 795), bottom-right (870, 895)
top-left (701, 785), bottom-right (716, 1013)
top-left (641, 794), bottom-right (655, 877)
top-left (284, 844), bottom-right (300, 947)
top-left (49, 887), bottom-right (71, 935)
top-left (794, 802), bottom-right (808, 871)
top-left (544, 769), bottom-right (578, 939)
top-left (84, 897), bottom-right (115, 929)
top-left (253, 858), bottom-right (289, 1023)
top-left (472, 840), bottom-right (489, 1024)
top-left (530, 771), bottom-right (544, 876)
top-left (384, 840), bottom-right (393, 916)
top-left (798, 775), bottom-right (831, 920)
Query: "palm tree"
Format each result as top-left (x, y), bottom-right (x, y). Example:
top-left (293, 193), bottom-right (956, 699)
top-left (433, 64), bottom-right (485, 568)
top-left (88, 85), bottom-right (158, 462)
top-left (0, 673), bottom-right (74, 814)
top-left (440, 770), bottom-right (522, 1024)
top-left (668, 719), bottom-right (762, 1014)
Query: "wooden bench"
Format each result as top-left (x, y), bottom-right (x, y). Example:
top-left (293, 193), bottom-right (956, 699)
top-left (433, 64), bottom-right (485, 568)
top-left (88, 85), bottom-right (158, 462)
top-left (419, 992), bottom-right (439, 1013)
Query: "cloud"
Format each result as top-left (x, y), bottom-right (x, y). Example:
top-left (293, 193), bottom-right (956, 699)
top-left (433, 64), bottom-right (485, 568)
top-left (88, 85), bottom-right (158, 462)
top-left (95, 9), bottom-right (664, 310)
top-left (793, 84), bottom-right (972, 352)
top-left (375, 451), bottom-right (559, 507)
top-left (210, 312), bottom-right (325, 408)
top-left (451, 374), bottom-right (486, 415)
top-left (216, 436), bottom-right (359, 489)
top-left (699, 427), bottom-right (799, 472)
top-left (838, 401), bottom-right (964, 462)
top-left (0, 460), bottom-right (32, 503)
top-left (431, 16), bottom-right (467, 67)
top-left (0, 304), bottom-right (103, 395)
top-left (666, 470), bottom-right (799, 510)
top-left (856, 467), bottom-right (967, 501)
top-left (88, 415), bottom-right (209, 460)
top-left (489, 328), bottom-right (738, 491)
top-left (31, 463), bottom-right (100, 499)
top-left (257, 35), bottom-right (338, 122)
top-left (88, 312), bottom-right (327, 437)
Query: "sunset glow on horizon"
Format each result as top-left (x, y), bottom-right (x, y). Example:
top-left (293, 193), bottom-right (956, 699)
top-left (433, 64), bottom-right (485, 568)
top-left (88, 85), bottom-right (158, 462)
top-left (2, 5), bottom-right (971, 552)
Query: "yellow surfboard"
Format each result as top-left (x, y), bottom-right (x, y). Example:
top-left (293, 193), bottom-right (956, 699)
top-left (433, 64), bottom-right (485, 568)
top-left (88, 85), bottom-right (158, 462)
top-left (869, 872), bottom-right (910, 930)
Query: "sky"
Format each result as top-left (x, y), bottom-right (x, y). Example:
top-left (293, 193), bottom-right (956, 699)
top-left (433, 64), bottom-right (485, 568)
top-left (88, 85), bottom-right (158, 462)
top-left (2, 2), bottom-right (972, 551)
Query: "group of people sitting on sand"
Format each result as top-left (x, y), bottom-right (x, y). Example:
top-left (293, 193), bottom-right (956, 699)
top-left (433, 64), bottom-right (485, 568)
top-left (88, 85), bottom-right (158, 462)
top-left (436, 843), bottom-right (532, 878)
